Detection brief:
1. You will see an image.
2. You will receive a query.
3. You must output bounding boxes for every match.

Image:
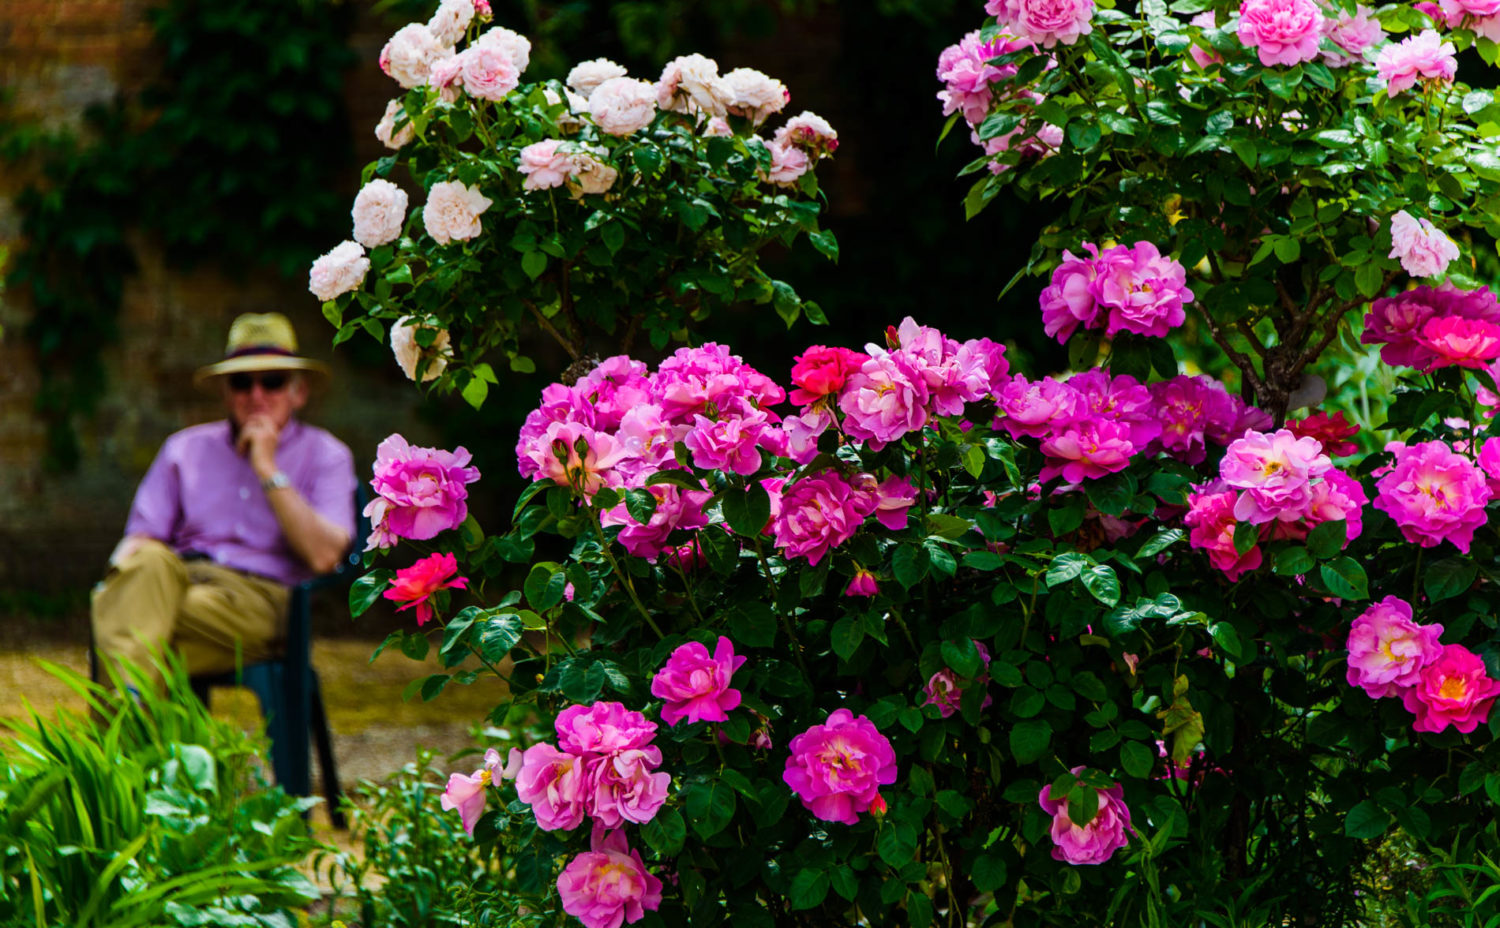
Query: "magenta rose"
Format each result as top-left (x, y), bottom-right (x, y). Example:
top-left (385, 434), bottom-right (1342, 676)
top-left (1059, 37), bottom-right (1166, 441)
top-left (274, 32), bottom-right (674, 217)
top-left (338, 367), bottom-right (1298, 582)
top-left (588, 747), bottom-right (671, 827)
top-left (1375, 29), bottom-right (1457, 97)
top-left (382, 552), bottom-right (468, 626)
top-left (1039, 246), bottom-right (1104, 343)
top-left (1401, 644), bottom-right (1500, 733)
top-left (1346, 596), bottom-right (1444, 699)
top-left (1184, 488), bottom-right (1262, 581)
top-left (790, 345), bottom-right (868, 406)
top-left (1374, 440), bottom-right (1491, 553)
top-left (1236, 0), bottom-right (1324, 66)
top-left (988, 0), bottom-right (1096, 48)
top-left (557, 830), bottom-right (663, 928)
top-left (513, 742), bottom-right (591, 831)
top-left (651, 636), bottom-right (748, 726)
top-left (440, 747), bottom-right (503, 836)
top-left (772, 470), bottom-right (879, 566)
top-left (556, 701), bottom-right (658, 755)
top-left (364, 433), bottom-right (482, 547)
top-left (783, 708), bottom-right (898, 825)
top-left (1038, 768), bottom-right (1133, 865)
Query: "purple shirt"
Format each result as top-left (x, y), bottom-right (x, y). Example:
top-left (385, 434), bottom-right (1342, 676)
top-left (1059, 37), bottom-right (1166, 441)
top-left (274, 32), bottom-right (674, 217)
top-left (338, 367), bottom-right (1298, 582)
top-left (125, 418), bottom-right (357, 587)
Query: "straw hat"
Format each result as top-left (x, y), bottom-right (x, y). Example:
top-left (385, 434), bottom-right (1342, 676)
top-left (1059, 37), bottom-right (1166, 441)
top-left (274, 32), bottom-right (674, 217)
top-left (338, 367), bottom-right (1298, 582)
top-left (193, 313), bottom-right (331, 388)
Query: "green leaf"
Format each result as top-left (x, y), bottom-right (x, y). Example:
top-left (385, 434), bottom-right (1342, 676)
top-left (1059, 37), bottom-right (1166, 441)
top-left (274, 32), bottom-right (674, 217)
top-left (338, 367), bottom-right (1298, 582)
top-left (478, 612), bottom-right (524, 663)
top-left (878, 822), bottom-right (919, 867)
top-left (808, 229), bottom-right (839, 262)
top-left (624, 487), bottom-right (658, 525)
top-left (1210, 622), bottom-right (1243, 660)
top-left (942, 637), bottom-right (984, 678)
top-left (972, 854), bottom-right (1008, 892)
top-left (1320, 557), bottom-right (1369, 601)
top-left (1273, 546), bottom-right (1315, 577)
top-left (893, 545), bottom-right (929, 589)
top-left (907, 890), bottom-right (934, 928)
top-left (1232, 521), bottom-right (1259, 556)
top-left (641, 807), bottom-right (686, 857)
top-left (1425, 557), bottom-right (1477, 603)
top-left (830, 866), bottom-right (859, 901)
top-left (789, 869), bottom-right (830, 910)
top-left (685, 780), bottom-right (736, 839)
top-left (1081, 565), bottom-right (1121, 606)
top-left (1009, 719), bottom-right (1052, 764)
top-left (349, 570), bottom-right (393, 617)
top-left (1305, 520), bottom-right (1347, 559)
top-left (461, 376), bottom-right (489, 409)
top-left (831, 616), bottom-right (864, 661)
top-left (521, 250), bottom-right (547, 280)
top-left (720, 484), bottom-right (771, 537)
top-left (1137, 528), bottom-right (1184, 558)
top-left (1047, 552), bottom-right (1090, 587)
top-left (1344, 800), bottom-right (1392, 839)
top-left (524, 563), bottom-right (568, 612)
top-left (1120, 740), bottom-right (1155, 779)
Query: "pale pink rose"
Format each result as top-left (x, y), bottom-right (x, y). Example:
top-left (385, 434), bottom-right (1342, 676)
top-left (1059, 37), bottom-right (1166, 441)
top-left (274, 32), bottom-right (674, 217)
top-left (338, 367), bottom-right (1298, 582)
top-left (1376, 29), bottom-right (1457, 96)
top-left (423, 180), bottom-right (493, 245)
top-left (568, 58), bottom-right (628, 98)
top-left (473, 25), bottom-right (530, 73)
top-left (1402, 644), bottom-right (1500, 733)
top-left (773, 111), bottom-right (839, 157)
top-left (427, 0), bottom-right (475, 46)
top-left (513, 743), bottom-right (591, 831)
top-left (1038, 768), bottom-right (1133, 865)
top-left (427, 54), bottom-right (465, 103)
top-left (1389, 210), bottom-right (1459, 278)
top-left (557, 830), bottom-right (662, 928)
top-left (651, 636), bottom-right (748, 726)
top-left (1322, 5), bottom-right (1384, 66)
top-left (703, 116), bottom-right (733, 137)
top-left (473, 0), bottom-right (492, 20)
top-left (988, 0), bottom-right (1096, 47)
top-left (568, 151), bottom-right (619, 196)
top-left (390, 316), bottom-right (452, 383)
top-left (783, 709), bottom-right (897, 825)
top-left (1439, 0), bottom-right (1500, 35)
top-left (382, 551), bottom-right (468, 626)
top-left (351, 178), bottom-right (409, 248)
top-left (760, 140), bottom-right (810, 186)
top-left (308, 240), bottom-right (369, 302)
top-left (518, 139), bottom-right (577, 190)
top-left (589, 77), bottom-right (658, 136)
top-left (460, 44), bottom-right (520, 101)
top-left (1346, 596), bottom-right (1444, 699)
top-left (375, 99), bottom-right (415, 150)
top-left (656, 53), bottom-right (731, 117)
top-left (723, 67), bottom-right (790, 126)
top-left (379, 23), bottom-right (450, 89)
top-left (440, 748), bottom-right (502, 835)
top-left (1235, 0), bottom-right (1324, 66)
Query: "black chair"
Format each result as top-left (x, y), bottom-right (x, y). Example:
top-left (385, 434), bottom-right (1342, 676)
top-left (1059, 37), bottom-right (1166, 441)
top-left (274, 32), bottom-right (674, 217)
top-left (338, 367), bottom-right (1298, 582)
top-left (188, 490), bottom-right (370, 829)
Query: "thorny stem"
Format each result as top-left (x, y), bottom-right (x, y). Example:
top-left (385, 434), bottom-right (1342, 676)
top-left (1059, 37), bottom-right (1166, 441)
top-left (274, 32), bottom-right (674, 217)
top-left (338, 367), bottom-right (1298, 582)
top-left (465, 642), bottom-right (515, 687)
top-left (525, 299), bottom-right (581, 361)
top-left (930, 805), bottom-right (961, 928)
top-left (586, 502), bottom-right (665, 639)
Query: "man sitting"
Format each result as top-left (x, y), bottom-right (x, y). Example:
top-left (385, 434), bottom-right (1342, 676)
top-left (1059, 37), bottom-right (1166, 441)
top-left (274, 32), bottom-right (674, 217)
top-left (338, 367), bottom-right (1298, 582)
top-left (93, 312), bottom-right (357, 682)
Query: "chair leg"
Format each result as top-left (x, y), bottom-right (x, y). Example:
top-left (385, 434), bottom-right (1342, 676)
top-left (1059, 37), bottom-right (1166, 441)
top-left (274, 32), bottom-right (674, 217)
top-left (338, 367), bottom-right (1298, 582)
top-left (308, 671), bottom-right (346, 829)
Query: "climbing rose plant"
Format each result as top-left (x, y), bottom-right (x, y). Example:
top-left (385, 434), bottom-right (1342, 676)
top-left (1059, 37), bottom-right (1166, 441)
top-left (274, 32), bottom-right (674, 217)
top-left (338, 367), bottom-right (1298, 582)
top-left (313, 0), bottom-right (838, 404)
top-left (342, 0), bottom-right (1500, 925)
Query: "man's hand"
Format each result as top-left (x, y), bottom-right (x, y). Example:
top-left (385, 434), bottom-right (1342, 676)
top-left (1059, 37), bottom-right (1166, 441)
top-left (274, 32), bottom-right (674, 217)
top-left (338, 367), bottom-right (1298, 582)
top-left (235, 414), bottom-right (282, 479)
top-left (108, 534), bottom-right (151, 568)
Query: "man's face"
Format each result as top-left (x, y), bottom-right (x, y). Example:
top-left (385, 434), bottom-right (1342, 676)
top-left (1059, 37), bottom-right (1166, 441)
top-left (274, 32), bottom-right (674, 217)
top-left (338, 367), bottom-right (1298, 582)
top-left (223, 370), bottom-right (308, 429)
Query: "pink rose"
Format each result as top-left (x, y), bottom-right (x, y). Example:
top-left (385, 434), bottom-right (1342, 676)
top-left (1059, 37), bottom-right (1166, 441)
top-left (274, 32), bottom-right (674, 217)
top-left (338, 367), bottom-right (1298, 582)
top-left (379, 23), bottom-right (449, 89)
top-left (1038, 768), bottom-right (1133, 865)
top-left (382, 552), bottom-right (468, 626)
top-left (523, 421), bottom-right (630, 498)
top-left (513, 743), bottom-right (591, 831)
top-left (1219, 429), bottom-right (1332, 524)
top-left (1040, 418), bottom-right (1137, 484)
top-left (996, 375), bottom-right (1083, 439)
top-left (760, 140), bottom-right (810, 186)
top-left (1188, 11), bottom-right (1223, 68)
top-left (1401, 644), bottom-right (1500, 733)
top-left (845, 567), bottom-right (880, 597)
top-left (426, 0), bottom-right (474, 46)
top-left (683, 411), bottom-right (768, 476)
top-left (773, 111), bottom-right (839, 157)
top-left (922, 641), bottom-right (993, 717)
top-left (1388, 210), bottom-right (1460, 278)
top-left (656, 53), bottom-right (731, 117)
top-left (1184, 488), bottom-right (1262, 581)
top-left (1322, 4), bottom-right (1384, 67)
top-left (588, 77), bottom-right (658, 136)
top-left (557, 830), bottom-right (662, 928)
top-left (651, 636), bottom-right (747, 726)
top-left (1149, 376), bottom-right (1240, 465)
top-left (1375, 440), bottom-right (1492, 552)
top-left (568, 58), bottom-right (629, 98)
top-left (588, 747), bottom-right (671, 827)
top-left (1236, 0), bottom-right (1324, 66)
top-left (1416, 316), bottom-right (1500, 369)
top-left (1375, 29), bottom-right (1457, 97)
top-left (351, 178), bottom-right (409, 248)
top-left (555, 701), bottom-right (658, 755)
top-left (473, 26), bottom-right (531, 73)
top-left (1480, 437), bottom-right (1500, 494)
top-left (1346, 596), bottom-right (1444, 699)
top-left (839, 353), bottom-right (929, 449)
top-left (308, 240), bottom-right (369, 302)
top-left (375, 99), bottom-right (415, 150)
top-left (723, 67), bottom-right (790, 126)
top-left (1090, 242), bottom-right (1192, 339)
top-left (1040, 246), bottom-right (1104, 343)
top-left (772, 470), bottom-right (878, 566)
top-left (518, 139), bottom-right (577, 190)
top-left (364, 433), bottom-right (482, 545)
top-left (988, 0), bottom-right (1096, 47)
top-left (440, 747), bottom-right (503, 836)
top-left (423, 180), bottom-right (493, 245)
top-left (599, 482), bottom-right (712, 561)
top-left (783, 709), bottom-right (898, 825)
top-left (459, 44), bottom-right (520, 101)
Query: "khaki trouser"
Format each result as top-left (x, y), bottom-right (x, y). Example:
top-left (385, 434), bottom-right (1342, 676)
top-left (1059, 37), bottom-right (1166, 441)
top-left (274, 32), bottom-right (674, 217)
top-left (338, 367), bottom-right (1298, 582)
top-left (91, 539), bottom-right (290, 683)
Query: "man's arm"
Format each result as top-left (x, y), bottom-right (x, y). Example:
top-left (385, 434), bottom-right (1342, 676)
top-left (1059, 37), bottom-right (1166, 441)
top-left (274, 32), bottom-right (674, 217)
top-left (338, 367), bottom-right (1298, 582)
top-left (239, 415), bottom-right (351, 575)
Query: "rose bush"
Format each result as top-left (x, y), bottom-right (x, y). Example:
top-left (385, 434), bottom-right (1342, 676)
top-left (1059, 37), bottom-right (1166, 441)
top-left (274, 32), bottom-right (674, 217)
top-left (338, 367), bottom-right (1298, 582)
top-left (340, 0), bottom-right (1500, 924)
top-left (313, 3), bottom-right (838, 405)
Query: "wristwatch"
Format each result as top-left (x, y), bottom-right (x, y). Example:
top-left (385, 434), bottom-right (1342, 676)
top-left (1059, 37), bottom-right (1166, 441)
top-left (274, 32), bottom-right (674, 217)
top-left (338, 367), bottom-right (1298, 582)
top-left (260, 470), bottom-right (292, 492)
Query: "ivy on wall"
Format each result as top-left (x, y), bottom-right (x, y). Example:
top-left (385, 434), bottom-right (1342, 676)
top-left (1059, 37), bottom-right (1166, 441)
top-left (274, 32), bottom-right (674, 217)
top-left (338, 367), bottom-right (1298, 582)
top-left (2, 0), bottom-right (357, 469)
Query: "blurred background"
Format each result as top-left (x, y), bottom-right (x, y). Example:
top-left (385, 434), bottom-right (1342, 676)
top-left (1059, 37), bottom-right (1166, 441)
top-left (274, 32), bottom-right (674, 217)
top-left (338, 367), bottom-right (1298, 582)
top-left (0, 0), bottom-right (1057, 639)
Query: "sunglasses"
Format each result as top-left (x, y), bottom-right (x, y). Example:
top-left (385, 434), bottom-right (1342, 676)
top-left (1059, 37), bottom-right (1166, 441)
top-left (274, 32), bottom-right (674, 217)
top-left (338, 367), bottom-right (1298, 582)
top-left (228, 372), bottom-right (289, 393)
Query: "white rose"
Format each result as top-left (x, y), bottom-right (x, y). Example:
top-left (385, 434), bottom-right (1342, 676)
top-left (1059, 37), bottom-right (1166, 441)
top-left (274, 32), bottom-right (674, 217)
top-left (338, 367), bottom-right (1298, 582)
top-left (427, 0), bottom-right (475, 46)
top-left (351, 179), bottom-right (409, 248)
top-left (460, 44), bottom-right (520, 101)
top-left (567, 58), bottom-right (628, 98)
top-left (423, 180), bottom-right (493, 245)
top-left (308, 241), bottom-right (370, 302)
top-left (374, 99), bottom-right (415, 149)
top-left (474, 26), bottom-right (531, 74)
top-left (723, 67), bottom-right (789, 126)
top-left (390, 316), bottom-right (453, 383)
top-left (380, 23), bottom-right (449, 90)
top-left (773, 111), bottom-right (838, 157)
top-left (588, 77), bottom-right (658, 136)
top-left (656, 53), bottom-right (731, 118)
